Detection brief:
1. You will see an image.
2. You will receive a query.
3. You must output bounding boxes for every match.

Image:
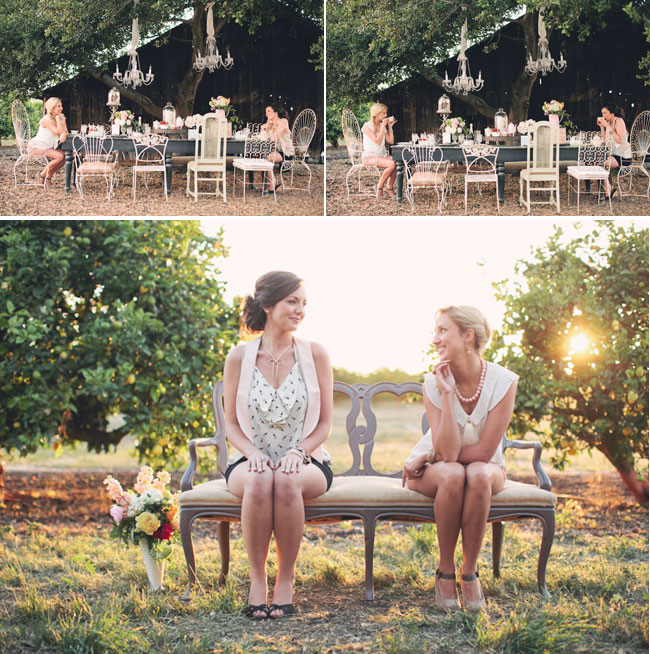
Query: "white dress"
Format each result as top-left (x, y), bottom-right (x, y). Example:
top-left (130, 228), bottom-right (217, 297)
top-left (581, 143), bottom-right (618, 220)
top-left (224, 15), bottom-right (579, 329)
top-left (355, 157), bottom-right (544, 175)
top-left (362, 122), bottom-right (387, 161)
top-left (407, 361), bottom-right (519, 469)
top-left (28, 119), bottom-right (59, 150)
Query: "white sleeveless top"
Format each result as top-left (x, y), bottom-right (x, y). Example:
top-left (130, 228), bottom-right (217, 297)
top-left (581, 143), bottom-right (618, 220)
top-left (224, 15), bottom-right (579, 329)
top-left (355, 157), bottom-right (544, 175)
top-left (362, 122), bottom-right (387, 160)
top-left (271, 120), bottom-right (294, 156)
top-left (29, 120), bottom-right (59, 150)
top-left (407, 361), bottom-right (519, 469)
top-left (611, 117), bottom-right (632, 159)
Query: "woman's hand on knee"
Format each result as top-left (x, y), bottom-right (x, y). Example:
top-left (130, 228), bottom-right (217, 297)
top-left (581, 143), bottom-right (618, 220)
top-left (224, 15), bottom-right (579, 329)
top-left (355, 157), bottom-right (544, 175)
top-left (248, 451), bottom-right (272, 473)
top-left (277, 451), bottom-right (303, 474)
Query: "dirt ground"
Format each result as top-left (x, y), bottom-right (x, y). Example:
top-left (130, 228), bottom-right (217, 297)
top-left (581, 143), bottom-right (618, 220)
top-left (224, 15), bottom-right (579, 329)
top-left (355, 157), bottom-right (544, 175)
top-left (1, 467), bottom-right (646, 540)
top-left (326, 147), bottom-right (650, 216)
top-left (0, 145), bottom-right (324, 217)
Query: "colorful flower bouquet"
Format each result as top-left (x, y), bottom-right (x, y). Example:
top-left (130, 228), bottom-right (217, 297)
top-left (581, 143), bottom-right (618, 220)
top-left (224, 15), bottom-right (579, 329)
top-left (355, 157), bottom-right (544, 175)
top-left (542, 100), bottom-right (564, 115)
top-left (444, 117), bottom-right (471, 140)
top-left (209, 95), bottom-right (242, 131)
top-left (114, 110), bottom-right (135, 134)
top-left (103, 466), bottom-right (179, 561)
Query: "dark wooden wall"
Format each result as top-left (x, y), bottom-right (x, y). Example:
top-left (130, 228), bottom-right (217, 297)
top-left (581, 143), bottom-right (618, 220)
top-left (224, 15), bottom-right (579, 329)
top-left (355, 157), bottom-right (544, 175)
top-left (45, 9), bottom-right (324, 153)
top-left (379, 13), bottom-right (649, 139)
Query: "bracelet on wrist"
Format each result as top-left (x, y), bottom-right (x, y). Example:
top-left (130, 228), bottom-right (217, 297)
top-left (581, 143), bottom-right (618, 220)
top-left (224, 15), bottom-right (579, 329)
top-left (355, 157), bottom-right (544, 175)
top-left (288, 446), bottom-right (311, 464)
top-left (425, 449), bottom-right (436, 464)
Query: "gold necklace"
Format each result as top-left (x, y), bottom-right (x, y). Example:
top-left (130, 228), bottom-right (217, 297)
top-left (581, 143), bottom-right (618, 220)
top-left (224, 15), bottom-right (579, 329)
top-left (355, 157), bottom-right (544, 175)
top-left (260, 338), bottom-right (293, 383)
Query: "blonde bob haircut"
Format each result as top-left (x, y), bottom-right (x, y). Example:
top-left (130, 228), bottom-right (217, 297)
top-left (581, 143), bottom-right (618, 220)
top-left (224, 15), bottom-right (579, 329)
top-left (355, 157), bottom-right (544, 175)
top-left (369, 102), bottom-right (388, 126)
top-left (437, 305), bottom-right (491, 354)
top-left (44, 97), bottom-right (62, 120)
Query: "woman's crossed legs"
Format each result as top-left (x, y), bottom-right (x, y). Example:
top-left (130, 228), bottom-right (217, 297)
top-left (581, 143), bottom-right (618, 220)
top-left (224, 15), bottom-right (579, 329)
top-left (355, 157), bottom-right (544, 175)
top-left (363, 156), bottom-right (396, 195)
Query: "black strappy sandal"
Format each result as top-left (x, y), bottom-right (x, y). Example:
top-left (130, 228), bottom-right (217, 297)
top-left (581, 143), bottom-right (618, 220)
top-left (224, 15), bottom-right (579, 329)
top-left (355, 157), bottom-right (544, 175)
top-left (268, 603), bottom-right (295, 619)
top-left (243, 603), bottom-right (269, 619)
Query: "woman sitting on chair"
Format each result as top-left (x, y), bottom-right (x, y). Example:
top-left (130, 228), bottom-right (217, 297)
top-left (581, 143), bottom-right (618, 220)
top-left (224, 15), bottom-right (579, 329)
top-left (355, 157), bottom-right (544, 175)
top-left (262, 104), bottom-right (294, 191)
top-left (361, 102), bottom-right (397, 197)
top-left (596, 104), bottom-right (631, 199)
top-left (223, 271), bottom-right (333, 620)
top-left (402, 306), bottom-right (518, 611)
top-left (28, 97), bottom-right (68, 186)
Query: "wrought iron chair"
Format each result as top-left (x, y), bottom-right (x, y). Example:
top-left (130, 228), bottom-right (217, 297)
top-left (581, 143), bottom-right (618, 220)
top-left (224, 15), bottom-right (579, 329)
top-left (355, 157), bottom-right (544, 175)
top-left (341, 108), bottom-right (382, 199)
top-left (186, 114), bottom-right (227, 203)
top-left (519, 121), bottom-right (561, 214)
top-left (131, 133), bottom-right (169, 201)
top-left (72, 134), bottom-right (118, 199)
top-left (461, 143), bottom-right (499, 213)
top-left (401, 145), bottom-right (450, 213)
top-left (617, 110), bottom-right (650, 200)
top-left (11, 99), bottom-right (49, 187)
top-left (232, 123), bottom-right (277, 202)
top-left (566, 138), bottom-right (612, 214)
top-left (280, 108), bottom-right (317, 192)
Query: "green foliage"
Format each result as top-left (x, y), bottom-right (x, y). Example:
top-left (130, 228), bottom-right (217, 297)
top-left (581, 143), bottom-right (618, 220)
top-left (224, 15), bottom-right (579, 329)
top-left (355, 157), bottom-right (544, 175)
top-left (487, 222), bottom-right (649, 501)
top-left (0, 220), bottom-right (239, 468)
top-left (0, 96), bottom-right (43, 140)
top-left (624, 1), bottom-right (650, 84)
top-left (333, 364), bottom-right (419, 386)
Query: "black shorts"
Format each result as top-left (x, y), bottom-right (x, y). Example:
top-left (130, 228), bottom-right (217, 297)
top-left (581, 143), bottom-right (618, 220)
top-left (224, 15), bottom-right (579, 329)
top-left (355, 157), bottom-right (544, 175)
top-left (612, 155), bottom-right (631, 168)
top-left (225, 455), bottom-right (333, 491)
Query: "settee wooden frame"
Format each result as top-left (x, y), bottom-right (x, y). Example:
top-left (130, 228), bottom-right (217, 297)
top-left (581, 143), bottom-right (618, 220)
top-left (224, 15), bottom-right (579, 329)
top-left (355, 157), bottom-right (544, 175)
top-left (179, 380), bottom-right (556, 602)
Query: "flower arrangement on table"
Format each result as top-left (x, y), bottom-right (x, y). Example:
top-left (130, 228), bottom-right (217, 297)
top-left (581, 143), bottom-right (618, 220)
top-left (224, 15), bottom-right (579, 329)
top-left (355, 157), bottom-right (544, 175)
top-left (517, 119), bottom-right (536, 134)
top-left (542, 100), bottom-right (564, 116)
top-left (184, 114), bottom-right (203, 129)
top-left (209, 95), bottom-right (243, 131)
top-left (444, 116), bottom-right (471, 139)
top-left (541, 101), bottom-right (578, 135)
top-left (114, 109), bottom-right (135, 134)
top-left (103, 465), bottom-right (179, 560)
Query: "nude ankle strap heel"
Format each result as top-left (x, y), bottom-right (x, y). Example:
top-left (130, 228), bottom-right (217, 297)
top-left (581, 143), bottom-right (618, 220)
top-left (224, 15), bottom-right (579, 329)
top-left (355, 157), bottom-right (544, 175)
top-left (435, 569), bottom-right (460, 611)
top-left (461, 570), bottom-right (487, 611)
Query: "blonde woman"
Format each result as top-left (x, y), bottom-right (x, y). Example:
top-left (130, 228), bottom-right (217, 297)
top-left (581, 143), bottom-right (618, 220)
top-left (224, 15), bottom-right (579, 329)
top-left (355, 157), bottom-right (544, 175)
top-left (28, 97), bottom-right (68, 185)
top-left (223, 271), bottom-right (333, 619)
top-left (361, 102), bottom-right (397, 196)
top-left (402, 306), bottom-right (518, 611)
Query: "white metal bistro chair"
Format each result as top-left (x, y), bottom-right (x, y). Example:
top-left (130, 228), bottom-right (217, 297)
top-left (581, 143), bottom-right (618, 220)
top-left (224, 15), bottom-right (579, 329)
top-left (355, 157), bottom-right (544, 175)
top-left (186, 114), bottom-right (227, 203)
top-left (566, 138), bottom-right (612, 214)
top-left (402, 145), bottom-right (450, 213)
top-left (617, 110), bottom-right (650, 200)
top-left (72, 134), bottom-right (118, 200)
top-left (519, 121), bottom-right (561, 214)
top-left (232, 123), bottom-right (277, 202)
top-left (11, 99), bottom-right (49, 187)
top-left (341, 108), bottom-right (381, 199)
top-left (131, 133), bottom-right (169, 201)
top-left (280, 108), bottom-right (317, 192)
top-left (461, 143), bottom-right (499, 213)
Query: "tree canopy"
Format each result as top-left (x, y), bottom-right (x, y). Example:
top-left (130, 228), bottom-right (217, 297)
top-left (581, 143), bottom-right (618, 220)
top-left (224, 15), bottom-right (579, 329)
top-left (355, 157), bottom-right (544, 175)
top-left (486, 222), bottom-right (648, 504)
top-left (0, 220), bottom-right (239, 469)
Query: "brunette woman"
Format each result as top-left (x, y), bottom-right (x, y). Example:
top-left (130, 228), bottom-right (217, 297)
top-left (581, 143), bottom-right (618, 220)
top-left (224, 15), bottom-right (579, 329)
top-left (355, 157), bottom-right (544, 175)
top-left (402, 306), bottom-right (518, 611)
top-left (28, 97), bottom-right (68, 185)
top-left (361, 102), bottom-right (397, 197)
top-left (262, 104), bottom-right (294, 191)
top-left (596, 104), bottom-right (631, 199)
top-left (223, 271), bottom-right (333, 619)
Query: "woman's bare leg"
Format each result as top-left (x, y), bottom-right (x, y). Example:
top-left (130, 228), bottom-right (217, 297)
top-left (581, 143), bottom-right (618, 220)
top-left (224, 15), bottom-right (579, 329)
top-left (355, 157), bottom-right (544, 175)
top-left (363, 156), bottom-right (397, 192)
top-left (460, 462), bottom-right (505, 602)
top-left (604, 156), bottom-right (619, 196)
top-left (227, 465), bottom-right (274, 615)
top-left (270, 465), bottom-right (327, 616)
top-left (407, 461), bottom-right (465, 599)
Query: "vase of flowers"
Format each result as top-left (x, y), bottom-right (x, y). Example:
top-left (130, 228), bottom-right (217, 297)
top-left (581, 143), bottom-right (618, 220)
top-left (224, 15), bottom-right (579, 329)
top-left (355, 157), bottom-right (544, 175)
top-left (209, 95), bottom-right (242, 132)
top-left (103, 466), bottom-right (179, 591)
top-left (444, 116), bottom-right (470, 143)
top-left (114, 110), bottom-right (135, 135)
top-left (542, 100), bottom-right (564, 127)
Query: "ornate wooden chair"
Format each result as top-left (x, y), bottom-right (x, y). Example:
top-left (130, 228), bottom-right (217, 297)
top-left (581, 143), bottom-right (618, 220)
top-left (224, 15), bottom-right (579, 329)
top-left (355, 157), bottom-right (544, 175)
top-left (519, 121), bottom-right (561, 214)
top-left (186, 114), bottom-right (227, 203)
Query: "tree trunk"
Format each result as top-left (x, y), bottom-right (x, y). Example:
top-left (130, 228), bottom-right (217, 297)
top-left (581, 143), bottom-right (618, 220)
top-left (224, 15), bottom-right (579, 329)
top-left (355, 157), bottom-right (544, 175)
top-left (597, 444), bottom-right (649, 505)
top-left (418, 69), bottom-right (498, 120)
top-left (509, 13), bottom-right (541, 123)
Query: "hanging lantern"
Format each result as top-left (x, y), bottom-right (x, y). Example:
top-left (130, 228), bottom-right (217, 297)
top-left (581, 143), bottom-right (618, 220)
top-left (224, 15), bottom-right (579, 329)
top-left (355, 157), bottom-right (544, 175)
top-left (162, 102), bottom-right (177, 125)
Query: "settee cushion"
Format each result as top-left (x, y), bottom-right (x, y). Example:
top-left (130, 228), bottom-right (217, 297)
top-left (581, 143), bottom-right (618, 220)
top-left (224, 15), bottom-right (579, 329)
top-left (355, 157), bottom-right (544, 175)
top-left (178, 476), bottom-right (556, 509)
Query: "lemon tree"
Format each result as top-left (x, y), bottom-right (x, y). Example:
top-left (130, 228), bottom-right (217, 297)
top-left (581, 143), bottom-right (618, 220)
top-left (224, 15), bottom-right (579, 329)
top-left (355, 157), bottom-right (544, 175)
top-left (0, 220), bottom-right (239, 471)
top-left (488, 222), bottom-right (648, 504)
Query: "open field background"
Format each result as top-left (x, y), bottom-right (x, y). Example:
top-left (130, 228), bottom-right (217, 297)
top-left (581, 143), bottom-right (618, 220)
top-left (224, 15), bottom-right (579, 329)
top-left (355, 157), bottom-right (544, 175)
top-left (2, 402), bottom-right (648, 653)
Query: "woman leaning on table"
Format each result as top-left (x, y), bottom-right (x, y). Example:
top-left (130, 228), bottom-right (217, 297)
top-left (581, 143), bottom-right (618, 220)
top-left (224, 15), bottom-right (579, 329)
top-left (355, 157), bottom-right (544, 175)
top-left (27, 96), bottom-right (68, 185)
top-left (361, 102), bottom-right (397, 197)
top-left (596, 104), bottom-right (632, 199)
top-left (402, 306), bottom-right (518, 611)
top-left (223, 271), bottom-right (333, 620)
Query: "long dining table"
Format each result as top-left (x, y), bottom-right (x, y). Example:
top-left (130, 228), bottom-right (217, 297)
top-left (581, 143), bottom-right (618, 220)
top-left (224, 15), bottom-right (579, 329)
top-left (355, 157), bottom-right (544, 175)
top-left (60, 135), bottom-right (245, 195)
top-left (391, 142), bottom-right (579, 204)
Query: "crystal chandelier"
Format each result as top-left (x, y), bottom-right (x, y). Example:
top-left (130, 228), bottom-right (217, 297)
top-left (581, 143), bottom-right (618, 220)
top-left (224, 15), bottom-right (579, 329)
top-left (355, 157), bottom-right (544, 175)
top-left (525, 10), bottom-right (567, 76)
top-left (113, 2), bottom-right (154, 88)
top-left (442, 17), bottom-right (484, 95)
top-left (193, 2), bottom-right (234, 73)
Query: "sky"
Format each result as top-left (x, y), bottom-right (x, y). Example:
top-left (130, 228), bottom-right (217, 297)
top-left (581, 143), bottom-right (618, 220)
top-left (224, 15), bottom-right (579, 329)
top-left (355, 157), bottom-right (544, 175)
top-left (202, 218), bottom-right (642, 375)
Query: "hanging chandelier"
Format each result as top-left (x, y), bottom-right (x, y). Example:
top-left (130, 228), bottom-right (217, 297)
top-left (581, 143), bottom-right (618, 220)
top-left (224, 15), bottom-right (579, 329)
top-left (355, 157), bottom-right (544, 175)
top-left (525, 10), bottom-right (567, 76)
top-left (113, 1), bottom-right (154, 88)
top-left (193, 2), bottom-right (234, 73)
top-left (442, 17), bottom-right (484, 95)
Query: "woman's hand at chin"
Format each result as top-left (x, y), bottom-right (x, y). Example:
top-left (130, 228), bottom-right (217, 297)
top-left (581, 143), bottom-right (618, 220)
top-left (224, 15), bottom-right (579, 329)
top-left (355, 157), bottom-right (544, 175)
top-left (434, 360), bottom-right (456, 395)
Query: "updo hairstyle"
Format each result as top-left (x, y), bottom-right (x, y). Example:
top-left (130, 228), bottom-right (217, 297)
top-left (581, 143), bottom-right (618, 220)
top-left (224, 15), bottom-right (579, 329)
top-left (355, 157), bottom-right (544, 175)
top-left (437, 305), bottom-right (491, 354)
top-left (369, 102), bottom-right (388, 127)
top-left (44, 97), bottom-right (62, 120)
top-left (241, 271), bottom-right (304, 333)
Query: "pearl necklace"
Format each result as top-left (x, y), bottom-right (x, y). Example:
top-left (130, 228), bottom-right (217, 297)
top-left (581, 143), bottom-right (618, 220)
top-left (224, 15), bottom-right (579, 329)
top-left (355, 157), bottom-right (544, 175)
top-left (455, 359), bottom-right (487, 403)
top-left (260, 338), bottom-right (293, 383)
